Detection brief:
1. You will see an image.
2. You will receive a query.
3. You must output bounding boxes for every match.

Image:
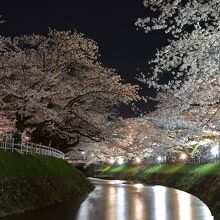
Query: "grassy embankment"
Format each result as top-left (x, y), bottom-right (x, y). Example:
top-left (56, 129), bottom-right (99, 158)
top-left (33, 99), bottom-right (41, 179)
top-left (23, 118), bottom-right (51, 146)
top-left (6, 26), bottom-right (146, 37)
top-left (97, 163), bottom-right (220, 219)
top-left (0, 150), bottom-right (94, 217)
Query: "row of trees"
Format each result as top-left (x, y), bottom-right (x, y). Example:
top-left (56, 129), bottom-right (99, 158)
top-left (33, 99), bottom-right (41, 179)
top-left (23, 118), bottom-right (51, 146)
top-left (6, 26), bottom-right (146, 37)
top-left (81, 0), bottom-right (220, 164)
top-left (2, 0), bottom-right (220, 159)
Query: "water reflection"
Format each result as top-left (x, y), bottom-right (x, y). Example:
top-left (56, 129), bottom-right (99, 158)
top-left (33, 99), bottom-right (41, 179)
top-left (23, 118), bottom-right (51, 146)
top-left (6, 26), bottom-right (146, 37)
top-left (153, 186), bottom-right (168, 220)
top-left (2, 178), bottom-right (214, 220)
top-left (177, 188), bottom-right (192, 220)
top-left (116, 186), bottom-right (128, 220)
top-left (75, 179), bottom-right (213, 220)
top-left (106, 185), bottom-right (116, 220)
top-left (131, 184), bottom-right (146, 220)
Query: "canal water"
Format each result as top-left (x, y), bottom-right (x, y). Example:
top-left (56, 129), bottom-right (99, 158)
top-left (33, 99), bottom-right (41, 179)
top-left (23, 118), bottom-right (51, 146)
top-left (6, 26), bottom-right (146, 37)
top-left (2, 178), bottom-right (214, 220)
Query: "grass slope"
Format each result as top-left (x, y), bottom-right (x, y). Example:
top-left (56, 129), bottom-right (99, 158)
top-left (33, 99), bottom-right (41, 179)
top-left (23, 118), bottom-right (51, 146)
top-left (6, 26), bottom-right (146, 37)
top-left (0, 150), bottom-right (94, 217)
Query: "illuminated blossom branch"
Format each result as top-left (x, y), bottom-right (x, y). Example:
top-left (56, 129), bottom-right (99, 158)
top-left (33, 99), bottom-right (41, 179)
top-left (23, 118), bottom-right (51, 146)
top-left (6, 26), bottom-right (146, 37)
top-left (136, 0), bottom-right (220, 133)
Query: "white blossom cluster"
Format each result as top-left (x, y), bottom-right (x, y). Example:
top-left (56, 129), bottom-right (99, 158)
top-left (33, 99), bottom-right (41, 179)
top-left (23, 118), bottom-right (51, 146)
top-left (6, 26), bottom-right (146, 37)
top-left (137, 0), bottom-right (220, 105)
top-left (136, 0), bottom-right (220, 140)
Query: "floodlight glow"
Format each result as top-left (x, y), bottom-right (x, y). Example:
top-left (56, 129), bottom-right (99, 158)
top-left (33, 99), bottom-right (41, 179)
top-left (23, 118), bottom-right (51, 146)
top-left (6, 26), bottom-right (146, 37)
top-left (23, 135), bottom-right (30, 141)
top-left (157, 156), bottom-right (162, 162)
top-left (110, 158), bottom-right (115, 164)
top-left (211, 147), bottom-right (219, 156)
top-left (118, 157), bottom-right (124, 165)
top-left (136, 157), bottom-right (141, 163)
top-left (134, 183), bottom-right (143, 189)
top-left (180, 153), bottom-right (187, 160)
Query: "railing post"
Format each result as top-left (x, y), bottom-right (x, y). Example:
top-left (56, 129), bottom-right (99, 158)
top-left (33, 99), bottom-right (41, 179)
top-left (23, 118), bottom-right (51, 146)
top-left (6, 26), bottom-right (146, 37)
top-left (43, 145), bottom-right (46, 156)
top-left (26, 142), bottom-right (28, 153)
top-left (35, 144), bottom-right (37, 154)
top-left (4, 137), bottom-right (7, 151)
top-left (12, 138), bottom-right (14, 152)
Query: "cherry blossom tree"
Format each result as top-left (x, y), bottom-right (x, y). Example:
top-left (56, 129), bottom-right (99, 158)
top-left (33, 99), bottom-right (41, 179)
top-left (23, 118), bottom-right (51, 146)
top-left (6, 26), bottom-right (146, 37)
top-left (78, 118), bottom-right (176, 164)
top-left (0, 30), bottom-right (139, 149)
top-left (137, 1), bottom-right (219, 103)
top-left (136, 0), bottom-right (220, 138)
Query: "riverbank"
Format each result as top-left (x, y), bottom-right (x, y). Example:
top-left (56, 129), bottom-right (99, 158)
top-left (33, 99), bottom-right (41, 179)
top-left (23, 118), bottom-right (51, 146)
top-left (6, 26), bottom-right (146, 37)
top-left (96, 163), bottom-right (220, 219)
top-left (0, 150), bottom-right (94, 218)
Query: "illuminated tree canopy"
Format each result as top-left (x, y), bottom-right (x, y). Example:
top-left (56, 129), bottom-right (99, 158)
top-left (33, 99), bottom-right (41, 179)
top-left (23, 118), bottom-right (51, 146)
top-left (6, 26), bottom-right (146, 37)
top-left (1, 1), bottom-right (220, 161)
top-left (82, 0), bottom-right (220, 164)
top-left (0, 30), bottom-right (139, 148)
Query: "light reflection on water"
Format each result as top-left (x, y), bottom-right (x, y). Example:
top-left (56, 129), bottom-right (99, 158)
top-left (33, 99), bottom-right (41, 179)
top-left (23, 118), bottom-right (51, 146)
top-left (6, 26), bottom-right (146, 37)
top-left (75, 178), bottom-right (213, 220)
top-left (153, 186), bottom-right (168, 220)
top-left (177, 187), bottom-right (192, 220)
top-left (2, 178), bottom-right (214, 220)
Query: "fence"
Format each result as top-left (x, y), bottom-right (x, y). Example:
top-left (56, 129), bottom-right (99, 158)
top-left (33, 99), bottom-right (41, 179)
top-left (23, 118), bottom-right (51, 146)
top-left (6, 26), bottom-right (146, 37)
top-left (145, 155), bottom-right (220, 166)
top-left (0, 140), bottom-right (65, 159)
top-left (187, 156), bottom-right (220, 165)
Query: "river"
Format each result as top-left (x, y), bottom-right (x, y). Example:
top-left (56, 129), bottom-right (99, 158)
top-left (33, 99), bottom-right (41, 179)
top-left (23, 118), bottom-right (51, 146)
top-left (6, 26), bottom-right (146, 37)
top-left (2, 178), bottom-right (214, 220)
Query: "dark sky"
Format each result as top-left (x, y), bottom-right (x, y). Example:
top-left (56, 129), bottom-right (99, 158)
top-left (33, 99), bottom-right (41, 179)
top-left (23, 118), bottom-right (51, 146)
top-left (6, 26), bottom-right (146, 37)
top-left (0, 0), bottom-right (167, 116)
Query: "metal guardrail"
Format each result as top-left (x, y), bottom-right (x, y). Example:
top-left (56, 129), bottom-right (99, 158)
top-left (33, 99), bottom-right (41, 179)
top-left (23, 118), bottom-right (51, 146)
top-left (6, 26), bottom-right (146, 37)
top-left (0, 140), bottom-right (65, 159)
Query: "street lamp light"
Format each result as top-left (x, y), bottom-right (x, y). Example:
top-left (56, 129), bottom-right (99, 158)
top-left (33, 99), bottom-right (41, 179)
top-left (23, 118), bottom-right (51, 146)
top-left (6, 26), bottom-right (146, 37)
top-left (211, 147), bottom-right (219, 156)
top-left (135, 157), bottom-right (141, 164)
top-left (157, 156), bottom-right (162, 162)
top-left (110, 158), bottom-right (115, 164)
top-left (118, 157), bottom-right (124, 165)
top-left (180, 153), bottom-right (187, 160)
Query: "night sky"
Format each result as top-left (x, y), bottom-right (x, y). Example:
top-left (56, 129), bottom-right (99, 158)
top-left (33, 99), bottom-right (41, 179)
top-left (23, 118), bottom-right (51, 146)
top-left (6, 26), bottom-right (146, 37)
top-left (0, 0), bottom-right (167, 116)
